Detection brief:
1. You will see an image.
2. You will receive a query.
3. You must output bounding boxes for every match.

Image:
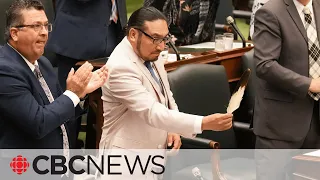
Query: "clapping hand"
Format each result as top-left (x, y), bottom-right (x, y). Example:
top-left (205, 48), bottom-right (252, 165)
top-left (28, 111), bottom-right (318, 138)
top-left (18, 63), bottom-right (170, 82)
top-left (84, 65), bottom-right (108, 94)
top-left (66, 61), bottom-right (93, 98)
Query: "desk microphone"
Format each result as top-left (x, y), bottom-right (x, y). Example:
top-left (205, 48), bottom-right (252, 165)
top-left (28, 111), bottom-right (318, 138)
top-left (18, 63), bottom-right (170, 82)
top-left (226, 16), bottom-right (246, 48)
top-left (167, 39), bottom-right (181, 61)
top-left (192, 167), bottom-right (205, 180)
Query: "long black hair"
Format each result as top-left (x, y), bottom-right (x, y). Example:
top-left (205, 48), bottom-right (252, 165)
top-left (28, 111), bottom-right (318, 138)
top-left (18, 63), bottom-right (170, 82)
top-left (126, 6), bottom-right (168, 35)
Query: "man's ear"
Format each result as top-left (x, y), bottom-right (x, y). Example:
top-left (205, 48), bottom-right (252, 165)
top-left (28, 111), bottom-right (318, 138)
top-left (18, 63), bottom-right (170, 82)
top-left (10, 28), bottom-right (19, 41)
top-left (128, 28), bottom-right (138, 43)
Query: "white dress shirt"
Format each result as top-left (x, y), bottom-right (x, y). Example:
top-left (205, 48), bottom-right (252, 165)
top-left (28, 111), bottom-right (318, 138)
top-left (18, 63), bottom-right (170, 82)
top-left (293, 0), bottom-right (314, 26)
top-left (250, 0), bottom-right (314, 37)
top-left (7, 43), bottom-right (80, 107)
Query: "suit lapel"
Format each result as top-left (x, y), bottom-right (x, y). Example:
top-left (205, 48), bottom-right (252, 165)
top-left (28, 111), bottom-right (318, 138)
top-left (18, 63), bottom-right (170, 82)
top-left (122, 38), bottom-right (165, 103)
top-left (313, 0), bottom-right (320, 42)
top-left (134, 60), bottom-right (166, 104)
top-left (3, 44), bottom-right (50, 104)
top-left (285, 0), bottom-right (308, 42)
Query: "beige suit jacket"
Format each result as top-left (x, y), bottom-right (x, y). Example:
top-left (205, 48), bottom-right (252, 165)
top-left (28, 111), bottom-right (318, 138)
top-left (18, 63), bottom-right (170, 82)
top-left (99, 37), bottom-right (200, 150)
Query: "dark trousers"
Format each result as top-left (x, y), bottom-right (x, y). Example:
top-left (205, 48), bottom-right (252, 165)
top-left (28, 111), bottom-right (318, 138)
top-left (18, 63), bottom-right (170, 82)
top-left (56, 54), bottom-right (79, 91)
top-left (52, 54), bottom-right (81, 149)
top-left (105, 21), bottom-right (122, 56)
top-left (54, 21), bottom-right (122, 90)
top-left (52, 21), bottom-right (122, 149)
top-left (255, 101), bottom-right (320, 180)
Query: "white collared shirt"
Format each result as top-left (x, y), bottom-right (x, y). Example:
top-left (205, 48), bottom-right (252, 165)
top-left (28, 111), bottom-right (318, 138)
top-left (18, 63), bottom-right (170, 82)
top-left (293, 0), bottom-right (315, 27)
top-left (7, 43), bottom-right (80, 107)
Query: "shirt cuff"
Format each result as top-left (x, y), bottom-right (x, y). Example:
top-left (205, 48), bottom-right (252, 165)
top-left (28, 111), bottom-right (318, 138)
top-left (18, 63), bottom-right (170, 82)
top-left (194, 116), bottom-right (203, 134)
top-left (63, 90), bottom-right (80, 107)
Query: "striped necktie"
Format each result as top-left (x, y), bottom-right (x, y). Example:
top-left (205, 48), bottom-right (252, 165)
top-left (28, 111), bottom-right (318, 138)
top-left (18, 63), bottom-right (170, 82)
top-left (110, 0), bottom-right (118, 23)
top-left (34, 65), bottom-right (70, 177)
top-left (144, 61), bottom-right (164, 95)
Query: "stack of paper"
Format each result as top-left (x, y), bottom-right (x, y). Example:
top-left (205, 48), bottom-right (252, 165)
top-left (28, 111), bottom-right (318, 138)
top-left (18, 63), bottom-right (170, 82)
top-left (181, 42), bottom-right (253, 49)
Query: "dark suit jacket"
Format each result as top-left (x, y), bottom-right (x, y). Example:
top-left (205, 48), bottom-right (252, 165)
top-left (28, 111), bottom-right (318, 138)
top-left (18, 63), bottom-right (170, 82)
top-left (46, 0), bottom-right (127, 60)
top-left (0, 44), bottom-right (78, 149)
top-left (253, 0), bottom-right (320, 142)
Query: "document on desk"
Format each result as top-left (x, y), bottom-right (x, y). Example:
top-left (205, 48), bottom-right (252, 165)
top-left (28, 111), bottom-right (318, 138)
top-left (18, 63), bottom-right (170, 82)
top-left (180, 42), bottom-right (253, 49)
top-left (303, 150), bottom-right (320, 157)
top-left (158, 50), bottom-right (193, 63)
top-left (167, 54), bottom-right (193, 62)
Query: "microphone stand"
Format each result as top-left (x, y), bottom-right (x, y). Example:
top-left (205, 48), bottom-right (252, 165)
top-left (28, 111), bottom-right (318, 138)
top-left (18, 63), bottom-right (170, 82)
top-left (167, 40), bottom-right (181, 61)
top-left (226, 16), bottom-right (246, 48)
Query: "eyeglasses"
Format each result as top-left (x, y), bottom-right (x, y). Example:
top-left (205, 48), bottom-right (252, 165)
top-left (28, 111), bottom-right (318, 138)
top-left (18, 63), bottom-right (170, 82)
top-left (135, 28), bottom-right (171, 45)
top-left (14, 23), bottom-right (52, 32)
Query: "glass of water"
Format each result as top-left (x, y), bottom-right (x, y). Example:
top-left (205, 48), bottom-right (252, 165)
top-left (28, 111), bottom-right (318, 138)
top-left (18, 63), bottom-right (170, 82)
top-left (215, 34), bottom-right (225, 52)
top-left (223, 33), bottom-right (234, 50)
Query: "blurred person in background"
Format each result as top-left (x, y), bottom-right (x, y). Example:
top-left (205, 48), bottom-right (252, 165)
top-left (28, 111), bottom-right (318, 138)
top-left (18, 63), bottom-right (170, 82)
top-left (46, 0), bottom-right (127, 148)
top-left (249, 0), bottom-right (269, 37)
top-left (144, 0), bottom-right (220, 46)
top-left (46, 0), bottom-right (127, 90)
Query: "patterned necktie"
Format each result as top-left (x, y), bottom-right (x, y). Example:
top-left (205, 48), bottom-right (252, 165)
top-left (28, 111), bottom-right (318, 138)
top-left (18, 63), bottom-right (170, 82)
top-left (34, 65), bottom-right (70, 176)
top-left (304, 7), bottom-right (320, 101)
top-left (110, 0), bottom-right (118, 23)
top-left (144, 61), bottom-right (164, 94)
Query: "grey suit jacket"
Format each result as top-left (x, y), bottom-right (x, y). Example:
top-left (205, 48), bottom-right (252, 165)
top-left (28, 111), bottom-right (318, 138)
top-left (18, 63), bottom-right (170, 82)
top-left (253, 0), bottom-right (320, 141)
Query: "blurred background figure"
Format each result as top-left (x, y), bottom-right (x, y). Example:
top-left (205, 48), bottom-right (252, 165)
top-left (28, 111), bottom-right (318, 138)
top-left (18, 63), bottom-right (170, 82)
top-left (46, 0), bottom-right (127, 90)
top-left (249, 0), bottom-right (269, 37)
top-left (45, 0), bottom-right (127, 149)
top-left (144, 0), bottom-right (220, 46)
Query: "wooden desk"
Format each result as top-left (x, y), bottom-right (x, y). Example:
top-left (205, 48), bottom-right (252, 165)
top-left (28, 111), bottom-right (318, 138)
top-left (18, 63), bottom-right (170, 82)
top-left (77, 46), bottom-right (253, 149)
top-left (165, 46), bottom-right (253, 82)
top-left (292, 151), bottom-right (320, 180)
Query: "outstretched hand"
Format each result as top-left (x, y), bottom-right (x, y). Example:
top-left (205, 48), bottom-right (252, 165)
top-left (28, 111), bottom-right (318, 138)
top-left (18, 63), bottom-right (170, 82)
top-left (84, 65), bottom-right (108, 94)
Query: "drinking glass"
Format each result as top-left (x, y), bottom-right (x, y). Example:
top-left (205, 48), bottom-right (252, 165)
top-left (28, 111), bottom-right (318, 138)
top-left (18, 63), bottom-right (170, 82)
top-left (223, 33), bottom-right (234, 50)
top-left (215, 34), bottom-right (225, 51)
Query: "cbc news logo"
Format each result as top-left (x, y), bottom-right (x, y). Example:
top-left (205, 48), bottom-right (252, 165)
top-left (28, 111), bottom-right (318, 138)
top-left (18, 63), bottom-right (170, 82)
top-left (10, 155), bottom-right (30, 175)
top-left (8, 154), bottom-right (165, 176)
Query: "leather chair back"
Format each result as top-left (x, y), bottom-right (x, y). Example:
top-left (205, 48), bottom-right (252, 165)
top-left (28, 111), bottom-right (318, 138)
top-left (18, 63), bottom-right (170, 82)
top-left (168, 64), bottom-right (237, 148)
top-left (241, 49), bottom-right (255, 125)
top-left (166, 64), bottom-right (250, 180)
